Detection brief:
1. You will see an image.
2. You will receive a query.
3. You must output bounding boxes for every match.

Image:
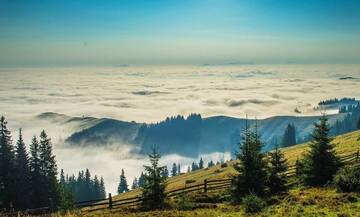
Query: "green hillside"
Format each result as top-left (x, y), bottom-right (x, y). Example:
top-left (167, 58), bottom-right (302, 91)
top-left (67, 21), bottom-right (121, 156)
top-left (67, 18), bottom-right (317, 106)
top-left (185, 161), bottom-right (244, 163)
top-left (111, 129), bottom-right (360, 202)
top-left (60, 129), bottom-right (360, 217)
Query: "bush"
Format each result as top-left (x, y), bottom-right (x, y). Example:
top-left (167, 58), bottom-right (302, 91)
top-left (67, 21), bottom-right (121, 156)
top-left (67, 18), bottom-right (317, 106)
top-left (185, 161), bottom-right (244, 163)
top-left (176, 194), bottom-right (194, 210)
top-left (221, 163), bottom-right (228, 168)
top-left (185, 179), bottom-right (196, 184)
top-left (334, 165), bottom-right (360, 193)
top-left (242, 194), bottom-right (266, 213)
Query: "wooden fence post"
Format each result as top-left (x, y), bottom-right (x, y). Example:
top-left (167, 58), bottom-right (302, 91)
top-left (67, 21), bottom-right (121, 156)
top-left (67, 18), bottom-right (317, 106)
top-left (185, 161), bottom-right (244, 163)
top-left (204, 179), bottom-right (208, 193)
top-left (108, 193), bottom-right (112, 209)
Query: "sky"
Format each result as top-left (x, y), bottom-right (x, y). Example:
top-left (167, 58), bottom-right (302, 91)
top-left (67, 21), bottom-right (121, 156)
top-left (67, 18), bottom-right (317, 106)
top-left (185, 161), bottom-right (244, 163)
top-left (1, 0), bottom-right (360, 66)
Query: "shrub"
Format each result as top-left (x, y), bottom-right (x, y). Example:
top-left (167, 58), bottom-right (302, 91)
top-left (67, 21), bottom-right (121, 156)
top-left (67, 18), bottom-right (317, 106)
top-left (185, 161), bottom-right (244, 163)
top-left (185, 179), bottom-right (196, 184)
top-left (242, 193), bottom-right (266, 213)
top-left (221, 163), bottom-right (228, 168)
top-left (176, 194), bottom-right (194, 210)
top-left (334, 165), bottom-right (360, 193)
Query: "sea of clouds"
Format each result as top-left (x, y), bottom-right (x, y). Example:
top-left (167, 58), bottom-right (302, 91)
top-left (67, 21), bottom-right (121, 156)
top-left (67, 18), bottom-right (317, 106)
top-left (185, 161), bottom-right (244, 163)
top-left (1, 64), bottom-right (360, 194)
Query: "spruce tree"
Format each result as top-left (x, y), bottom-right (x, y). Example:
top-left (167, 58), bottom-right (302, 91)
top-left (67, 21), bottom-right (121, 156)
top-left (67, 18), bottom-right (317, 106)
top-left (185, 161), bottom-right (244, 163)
top-left (84, 169), bottom-right (92, 199)
top-left (231, 122), bottom-right (267, 201)
top-left (171, 163), bottom-right (177, 176)
top-left (161, 166), bottom-right (169, 178)
top-left (208, 160), bottom-right (215, 168)
top-left (39, 130), bottom-right (60, 208)
top-left (300, 115), bottom-right (341, 186)
top-left (138, 172), bottom-right (146, 188)
top-left (141, 146), bottom-right (167, 210)
top-left (100, 177), bottom-right (106, 198)
top-left (117, 169), bottom-right (129, 194)
top-left (281, 124), bottom-right (296, 147)
top-left (177, 164), bottom-right (181, 174)
top-left (267, 145), bottom-right (288, 194)
top-left (199, 157), bottom-right (204, 169)
top-left (132, 178), bottom-right (139, 190)
top-left (14, 128), bottom-right (31, 210)
top-left (93, 175), bottom-right (101, 199)
top-left (0, 116), bottom-right (16, 210)
top-left (29, 135), bottom-right (42, 208)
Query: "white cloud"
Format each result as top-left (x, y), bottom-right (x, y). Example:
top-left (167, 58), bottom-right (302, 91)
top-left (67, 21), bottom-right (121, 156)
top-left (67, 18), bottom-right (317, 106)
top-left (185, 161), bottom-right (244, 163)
top-left (1, 64), bottom-right (360, 194)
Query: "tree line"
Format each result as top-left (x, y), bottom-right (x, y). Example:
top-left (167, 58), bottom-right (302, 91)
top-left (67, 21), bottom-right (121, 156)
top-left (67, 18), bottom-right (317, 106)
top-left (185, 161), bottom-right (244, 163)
top-left (0, 116), bottom-right (60, 210)
top-left (0, 116), bottom-right (106, 211)
top-left (60, 169), bottom-right (106, 202)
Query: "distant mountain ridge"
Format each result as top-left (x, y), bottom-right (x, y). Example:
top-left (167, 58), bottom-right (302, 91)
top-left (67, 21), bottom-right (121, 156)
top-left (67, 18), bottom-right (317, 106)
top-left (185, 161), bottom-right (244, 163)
top-left (37, 111), bottom-right (356, 158)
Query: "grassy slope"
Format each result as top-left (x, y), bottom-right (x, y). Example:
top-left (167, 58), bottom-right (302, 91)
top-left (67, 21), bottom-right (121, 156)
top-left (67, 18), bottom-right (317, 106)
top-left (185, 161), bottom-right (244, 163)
top-left (113, 129), bottom-right (360, 201)
top-left (74, 130), bottom-right (360, 216)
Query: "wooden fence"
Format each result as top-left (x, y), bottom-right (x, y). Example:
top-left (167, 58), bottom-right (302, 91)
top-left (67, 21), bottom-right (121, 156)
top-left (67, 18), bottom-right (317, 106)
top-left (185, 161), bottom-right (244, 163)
top-left (15, 150), bottom-right (360, 214)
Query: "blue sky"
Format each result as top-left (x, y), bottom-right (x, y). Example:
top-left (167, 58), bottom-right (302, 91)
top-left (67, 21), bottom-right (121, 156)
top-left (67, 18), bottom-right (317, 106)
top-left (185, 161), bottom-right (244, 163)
top-left (0, 0), bottom-right (360, 66)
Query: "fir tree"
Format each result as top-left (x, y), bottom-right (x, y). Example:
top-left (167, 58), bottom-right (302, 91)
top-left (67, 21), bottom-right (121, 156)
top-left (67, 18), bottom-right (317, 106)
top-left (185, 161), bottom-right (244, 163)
top-left (100, 177), bottom-right (106, 198)
top-left (231, 121), bottom-right (267, 201)
top-left (208, 160), bottom-right (215, 168)
top-left (138, 172), bottom-right (146, 188)
top-left (132, 178), bottom-right (139, 190)
top-left (39, 130), bottom-right (60, 208)
top-left (267, 145), bottom-right (288, 194)
top-left (177, 164), bottom-right (181, 174)
top-left (0, 116), bottom-right (16, 209)
top-left (281, 124), bottom-right (296, 147)
top-left (199, 157), bottom-right (204, 169)
top-left (84, 169), bottom-right (92, 199)
top-left (29, 135), bottom-right (42, 208)
top-left (141, 146), bottom-right (167, 210)
top-left (171, 163), bottom-right (177, 176)
top-left (191, 162), bottom-right (199, 171)
top-left (300, 115), bottom-right (341, 186)
top-left (117, 169), bottom-right (129, 194)
top-left (93, 175), bottom-right (101, 199)
top-left (161, 166), bottom-right (169, 178)
top-left (14, 129), bottom-right (31, 210)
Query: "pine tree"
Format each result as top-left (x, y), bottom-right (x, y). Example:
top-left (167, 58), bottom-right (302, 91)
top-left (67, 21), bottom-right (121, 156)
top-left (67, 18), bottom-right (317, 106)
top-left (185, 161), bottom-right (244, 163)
top-left (300, 115), bottom-right (341, 186)
top-left (267, 146), bottom-right (288, 194)
top-left (100, 177), bottom-right (106, 198)
top-left (199, 157), bottom-right (204, 169)
top-left (161, 166), bottom-right (169, 178)
top-left (132, 178), bottom-right (139, 190)
top-left (231, 121), bottom-right (267, 201)
top-left (84, 169), bottom-right (92, 199)
top-left (138, 172), bottom-right (146, 188)
top-left (93, 175), bottom-right (101, 199)
top-left (191, 162), bottom-right (199, 171)
top-left (60, 169), bottom-right (66, 186)
top-left (208, 160), bottom-right (215, 168)
top-left (14, 128), bottom-right (31, 210)
top-left (141, 146), bottom-right (167, 210)
top-left (171, 163), bottom-right (177, 176)
top-left (281, 124), bottom-right (296, 147)
top-left (117, 169), bottom-right (129, 194)
top-left (0, 116), bottom-right (16, 209)
top-left (29, 135), bottom-right (42, 208)
top-left (177, 164), bottom-right (181, 174)
top-left (39, 130), bottom-right (60, 209)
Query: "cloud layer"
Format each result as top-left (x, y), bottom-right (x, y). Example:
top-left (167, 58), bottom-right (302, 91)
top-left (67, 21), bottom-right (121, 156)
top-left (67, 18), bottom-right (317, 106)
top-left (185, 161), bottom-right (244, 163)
top-left (1, 64), bottom-right (360, 193)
